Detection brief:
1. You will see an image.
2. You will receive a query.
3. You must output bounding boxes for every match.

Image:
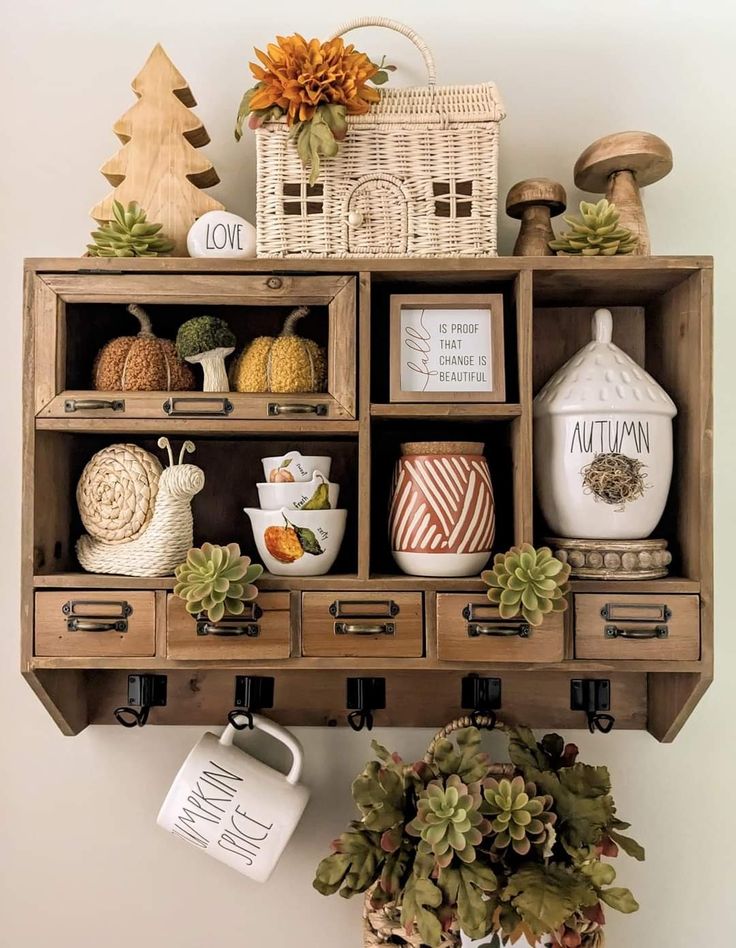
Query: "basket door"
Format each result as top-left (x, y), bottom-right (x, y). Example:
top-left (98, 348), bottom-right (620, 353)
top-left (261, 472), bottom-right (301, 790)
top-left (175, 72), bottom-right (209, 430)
top-left (346, 176), bottom-right (408, 255)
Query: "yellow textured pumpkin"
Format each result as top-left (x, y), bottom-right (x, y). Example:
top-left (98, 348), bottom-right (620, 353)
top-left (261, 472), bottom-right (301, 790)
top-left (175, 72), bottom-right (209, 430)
top-left (93, 304), bottom-right (195, 392)
top-left (230, 306), bottom-right (326, 394)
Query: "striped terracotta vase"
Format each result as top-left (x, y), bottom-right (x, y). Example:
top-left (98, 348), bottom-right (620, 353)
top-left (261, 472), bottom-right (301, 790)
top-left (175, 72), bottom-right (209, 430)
top-left (389, 442), bottom-right (495, 577)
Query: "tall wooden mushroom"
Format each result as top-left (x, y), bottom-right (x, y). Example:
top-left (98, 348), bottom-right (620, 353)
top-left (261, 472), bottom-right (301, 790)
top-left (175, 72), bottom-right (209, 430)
top-left (574, 131), bottom-right (673, 255)
top-left (506, 179), bottom-right (567, 256)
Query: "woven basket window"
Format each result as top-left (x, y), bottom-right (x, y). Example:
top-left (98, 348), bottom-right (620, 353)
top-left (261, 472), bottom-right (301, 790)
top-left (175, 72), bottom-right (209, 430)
top-left (433, 180), bottom-right (474, 218)
top-left (283, 182), bottom-right (324, 216)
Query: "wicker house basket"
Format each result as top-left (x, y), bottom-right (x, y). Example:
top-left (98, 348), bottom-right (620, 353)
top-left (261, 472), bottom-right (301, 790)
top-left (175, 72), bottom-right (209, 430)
top-left (255, 17), bottom-right (506, 258)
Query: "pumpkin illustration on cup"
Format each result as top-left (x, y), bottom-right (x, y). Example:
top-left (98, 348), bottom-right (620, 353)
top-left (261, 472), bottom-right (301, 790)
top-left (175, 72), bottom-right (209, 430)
top-left (244, 508), bottom-right (347, 576)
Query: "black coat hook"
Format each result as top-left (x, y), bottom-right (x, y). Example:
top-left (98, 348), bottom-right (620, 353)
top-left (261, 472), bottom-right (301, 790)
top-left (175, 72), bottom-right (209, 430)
top-left (346, 677), bottom-right (385, 732)
top-left (114, 674), bottom-right (167, 728)
top-left (229, 676), bottom-right (274, 730)
top-left (571, 679), bottom-right (615, 734)
top-left (462, 675), bottom-right (501, 730)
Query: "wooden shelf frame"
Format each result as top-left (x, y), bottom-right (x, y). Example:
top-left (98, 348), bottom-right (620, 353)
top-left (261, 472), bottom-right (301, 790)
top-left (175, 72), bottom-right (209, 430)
top-left (21, 257), bottom-right (713, 740)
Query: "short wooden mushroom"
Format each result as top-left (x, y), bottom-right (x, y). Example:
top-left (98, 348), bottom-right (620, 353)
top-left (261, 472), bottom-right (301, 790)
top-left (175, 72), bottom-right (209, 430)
top-left (574, 131), bottom-right (673, 255)
top-left (506, 179), bottom-right (567, 256)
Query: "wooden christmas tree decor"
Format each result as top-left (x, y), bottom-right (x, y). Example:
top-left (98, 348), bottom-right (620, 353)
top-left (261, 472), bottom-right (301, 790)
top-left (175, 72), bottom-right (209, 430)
top-left (91, 43), bottom-right (224, 255)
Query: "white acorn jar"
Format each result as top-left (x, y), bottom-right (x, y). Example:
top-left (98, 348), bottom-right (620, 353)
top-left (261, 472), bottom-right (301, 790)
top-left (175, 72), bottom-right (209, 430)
top-left (533, 308), bottom-right (676, 540)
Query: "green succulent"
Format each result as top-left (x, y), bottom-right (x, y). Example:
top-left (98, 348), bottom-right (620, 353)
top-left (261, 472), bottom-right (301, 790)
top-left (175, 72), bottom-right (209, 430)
top-left (173, 542), bottom-right (262, 623)
top-left (87, 200), bottom-right (174, 257)
top-left (549, 198), bottom-right (638, 256)
top-left (483, 775), bottom-right (556, 857)
top-left (482, 543), bottom-right (571, 627)
top-left (175, 316), bottom-right (236, 359)
top-left (407, 774), bottom-right (490, 868)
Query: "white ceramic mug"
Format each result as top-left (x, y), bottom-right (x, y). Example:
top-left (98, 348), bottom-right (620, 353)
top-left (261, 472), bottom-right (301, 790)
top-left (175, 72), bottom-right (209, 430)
top-left (157, 714), bottom-right (309, 882)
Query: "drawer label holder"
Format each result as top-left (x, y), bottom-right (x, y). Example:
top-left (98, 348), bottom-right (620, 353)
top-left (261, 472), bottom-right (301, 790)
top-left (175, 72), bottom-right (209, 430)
top-left (62, 599), bottom-right (132, 633)
top-left (600, 601), bottom-right (672, 622)
top-left (329, 599), bottom-right (400, 618)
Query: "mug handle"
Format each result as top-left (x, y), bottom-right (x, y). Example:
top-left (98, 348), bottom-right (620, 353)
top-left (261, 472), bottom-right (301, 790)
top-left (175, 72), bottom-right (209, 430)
top-left (219, 713), bottom-right (304, 785)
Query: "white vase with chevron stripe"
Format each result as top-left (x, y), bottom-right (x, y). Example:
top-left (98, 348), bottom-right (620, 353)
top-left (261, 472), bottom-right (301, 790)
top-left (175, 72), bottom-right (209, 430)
top-left (389, 441), bottom-right (495, 577)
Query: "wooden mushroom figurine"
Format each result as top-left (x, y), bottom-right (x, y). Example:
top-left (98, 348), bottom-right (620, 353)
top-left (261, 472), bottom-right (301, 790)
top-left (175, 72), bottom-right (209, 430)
top-left (574, 131), bottom-right (673, 255)
top-left (506, 178), bottom-right (567, 256)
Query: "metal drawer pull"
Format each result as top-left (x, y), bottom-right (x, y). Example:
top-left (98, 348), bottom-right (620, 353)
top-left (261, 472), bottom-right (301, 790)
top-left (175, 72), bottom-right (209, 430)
top-left (467, 623), bottom-right (530, 639)
top-left (604, 624), bottom-right (669, 640)
top-left (600, 602), bottom-right (672, 622)
top-left (268, 403), bottom-right (327, 416)
top-left (163, 397), bottom-right (234, 416)
top-left (335, 622), bottom-right (395, 636)
top-left (65, 398), bottom-right (125, 413)
top-left (330, 599), bottom-right (400, 618)
top-left (197, 620), bottom-right (260, 637)
top-left (67, 618), bottom-right (128, 633)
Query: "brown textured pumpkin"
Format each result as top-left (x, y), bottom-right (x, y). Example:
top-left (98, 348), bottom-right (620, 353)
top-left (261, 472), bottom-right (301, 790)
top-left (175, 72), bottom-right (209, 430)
top-left (230, 306), bottom-right (326, 394)
top-left (93, 304), bottom-right (195, 392)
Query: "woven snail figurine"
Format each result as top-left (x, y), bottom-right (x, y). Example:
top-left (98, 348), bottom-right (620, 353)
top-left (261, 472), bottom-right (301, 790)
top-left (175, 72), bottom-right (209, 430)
top-left (76, 437), bottom-right (205, 576)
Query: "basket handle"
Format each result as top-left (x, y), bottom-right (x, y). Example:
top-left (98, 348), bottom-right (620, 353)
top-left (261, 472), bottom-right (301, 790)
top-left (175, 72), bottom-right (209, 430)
top-left (330, 17), bottom-right (437, 87)
top-left (423, 716), bottom-right (515, 778)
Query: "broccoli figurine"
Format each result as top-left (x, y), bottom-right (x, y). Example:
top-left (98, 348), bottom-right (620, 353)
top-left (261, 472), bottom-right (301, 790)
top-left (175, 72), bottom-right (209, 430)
top-left (176, 316), bottom-right (236, 391)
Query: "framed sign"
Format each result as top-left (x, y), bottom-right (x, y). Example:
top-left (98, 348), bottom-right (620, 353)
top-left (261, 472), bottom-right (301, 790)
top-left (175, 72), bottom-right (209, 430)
top-left (389, 294), bottom-right (506, 403)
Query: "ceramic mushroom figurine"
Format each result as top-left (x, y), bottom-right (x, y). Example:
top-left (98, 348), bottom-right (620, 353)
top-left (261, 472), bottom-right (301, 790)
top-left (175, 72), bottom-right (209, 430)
top-left (175, 316), bottom-right (236, 391)
top-left (574, 131), bottom-right (673, 254)
top-left (506, 178), bottom-right (567, 256)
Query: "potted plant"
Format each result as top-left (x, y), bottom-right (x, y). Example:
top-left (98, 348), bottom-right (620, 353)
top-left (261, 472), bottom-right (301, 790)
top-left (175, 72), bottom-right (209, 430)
top-left (313, 721), bottom-right (643, 947)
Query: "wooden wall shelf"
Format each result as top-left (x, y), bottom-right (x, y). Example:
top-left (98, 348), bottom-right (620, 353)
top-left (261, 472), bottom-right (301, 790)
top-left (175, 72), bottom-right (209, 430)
top-left (21, 257), bottom-right (713, 741)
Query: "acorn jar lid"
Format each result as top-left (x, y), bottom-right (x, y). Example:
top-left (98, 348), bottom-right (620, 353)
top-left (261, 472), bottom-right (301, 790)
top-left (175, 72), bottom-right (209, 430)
top-left (533, 308), bottom-right (677, 418)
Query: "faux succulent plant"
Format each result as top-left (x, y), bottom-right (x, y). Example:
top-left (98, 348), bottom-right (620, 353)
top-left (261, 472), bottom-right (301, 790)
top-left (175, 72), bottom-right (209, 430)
top-left (314, 724), bottom-right (643, 948)
top-left (407, 774), bottom-right (490, 867)
top-left (483, 775), bottom-right (556, 856)
top-left (482, 543), bottom-right (571, 627)
top-left (549, 198), bottom-right (638, 256)
top-left (173, 542), bottom-right (262, 622)
top-left (87, 200), bottom-right (174, 257)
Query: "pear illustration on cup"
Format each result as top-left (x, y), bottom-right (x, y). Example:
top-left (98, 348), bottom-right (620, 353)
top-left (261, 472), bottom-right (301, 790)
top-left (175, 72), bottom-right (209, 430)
top-left (301, 474), bottom-right (331, 510)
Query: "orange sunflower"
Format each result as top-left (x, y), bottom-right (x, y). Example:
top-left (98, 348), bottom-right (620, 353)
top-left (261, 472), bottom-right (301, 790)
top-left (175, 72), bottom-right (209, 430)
top-left (248, 33), bottom-right (380, 126)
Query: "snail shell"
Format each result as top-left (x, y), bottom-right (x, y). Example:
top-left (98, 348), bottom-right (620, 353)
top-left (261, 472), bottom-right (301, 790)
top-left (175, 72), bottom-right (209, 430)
top-left (76, 444), bottom-right (162, 543)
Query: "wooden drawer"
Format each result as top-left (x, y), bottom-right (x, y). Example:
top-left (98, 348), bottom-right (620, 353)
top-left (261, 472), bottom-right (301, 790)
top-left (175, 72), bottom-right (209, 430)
top-left (167, 592), bottom-right (291, 660)
top-left (35, 591), bottom-right (155, 657)
top-left (574, 594), bottom-right (700, 660)
top-left (302, 592), bottom-right (423, 657)
top-left (436, 595), bottom-right (565, 663)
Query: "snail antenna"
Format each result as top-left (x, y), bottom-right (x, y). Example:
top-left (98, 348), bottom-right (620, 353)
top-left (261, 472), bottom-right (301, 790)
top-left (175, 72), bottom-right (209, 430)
top-left (157, 437), bottom-right (174, 467)
top-left (178, 440), bottom-right (196, 465)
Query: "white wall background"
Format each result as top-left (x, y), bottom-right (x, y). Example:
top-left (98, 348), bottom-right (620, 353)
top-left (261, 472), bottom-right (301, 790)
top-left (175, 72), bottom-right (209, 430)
top-left (1, 1), bottom-right (733, 945)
